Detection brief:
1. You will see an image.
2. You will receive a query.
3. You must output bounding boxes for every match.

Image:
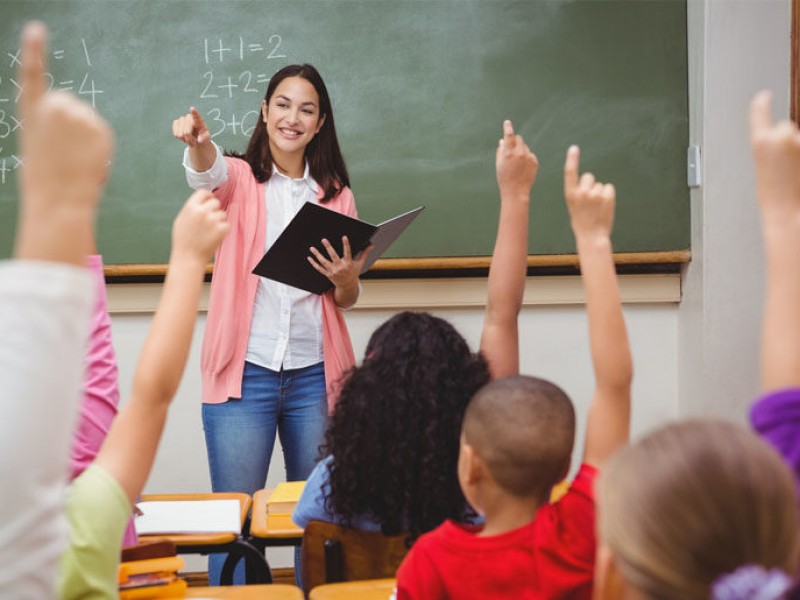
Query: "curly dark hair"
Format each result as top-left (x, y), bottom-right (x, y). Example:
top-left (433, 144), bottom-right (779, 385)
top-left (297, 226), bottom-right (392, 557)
top-left (323, 311), bottom-right (490, 544)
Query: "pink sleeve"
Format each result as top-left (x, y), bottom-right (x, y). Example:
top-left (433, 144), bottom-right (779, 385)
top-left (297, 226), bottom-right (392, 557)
top-left (69, 255), bottom-right (120, 481)
top-left (213, 156), bottom-right (251, 211)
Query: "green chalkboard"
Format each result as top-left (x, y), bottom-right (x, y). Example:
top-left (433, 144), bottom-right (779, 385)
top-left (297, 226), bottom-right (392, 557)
top-left (0, 0), bottom-right (689, 265)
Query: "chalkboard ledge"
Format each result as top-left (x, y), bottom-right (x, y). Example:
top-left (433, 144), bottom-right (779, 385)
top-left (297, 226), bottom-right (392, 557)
top-left (103, 250), bottom-right (690, 283)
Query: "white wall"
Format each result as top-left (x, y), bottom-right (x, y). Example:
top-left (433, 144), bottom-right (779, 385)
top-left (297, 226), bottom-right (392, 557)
top-left (678, 0), bottom-right (791, 420)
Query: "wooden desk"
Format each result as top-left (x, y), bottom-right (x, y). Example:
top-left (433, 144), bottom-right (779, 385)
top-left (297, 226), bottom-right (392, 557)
top-left (250, 488), bottom-right (304, 548)
top-left (309, 578), bottom-right (396, 600)
top-left (184, 584), bottom-right (303, 599)
top-left (138, 493), bottom-right (271, 585)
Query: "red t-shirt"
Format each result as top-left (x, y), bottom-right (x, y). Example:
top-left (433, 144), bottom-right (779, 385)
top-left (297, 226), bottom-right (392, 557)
top-left (396, 464), bottom-right (597, 600)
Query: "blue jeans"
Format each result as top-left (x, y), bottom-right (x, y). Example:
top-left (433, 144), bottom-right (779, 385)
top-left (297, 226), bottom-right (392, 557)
top-left (202, 360), bottom-right (328, 586)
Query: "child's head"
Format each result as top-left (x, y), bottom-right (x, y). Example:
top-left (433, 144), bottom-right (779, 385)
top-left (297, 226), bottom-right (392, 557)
top-left (459, 375), bottom-right (575, 508)
top-left (325, 311), bottom-right (490, 541)
top-left (596, 420), bottom-right (800, 600)
top-left (240, 63), bottom-right (349, 200)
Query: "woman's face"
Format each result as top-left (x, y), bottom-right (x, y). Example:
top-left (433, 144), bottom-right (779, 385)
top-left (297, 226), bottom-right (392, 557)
top-left (261, 76), bottom-right (326, 161)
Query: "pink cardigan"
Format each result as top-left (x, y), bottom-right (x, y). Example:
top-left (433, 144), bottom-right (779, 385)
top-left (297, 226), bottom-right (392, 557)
top-left (201, 157), bottom-right (356, 413)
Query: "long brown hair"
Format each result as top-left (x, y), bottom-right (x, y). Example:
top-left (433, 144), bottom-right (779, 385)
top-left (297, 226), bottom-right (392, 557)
top-left (598, 420), bottom-right (800, 600)
top-left (226, 64), bottom-right (350, 203)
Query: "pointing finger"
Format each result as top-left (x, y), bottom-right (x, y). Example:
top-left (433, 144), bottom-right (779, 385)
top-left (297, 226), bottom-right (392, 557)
top-left (564, 145), bottom-right (580, 194)
top-left (19, 21), bottom-right (48, 127)
top-left (749, 90), bottom-right (772, 139)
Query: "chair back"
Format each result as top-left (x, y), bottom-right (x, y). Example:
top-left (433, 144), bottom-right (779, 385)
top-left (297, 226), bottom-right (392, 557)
top-left (301, 520), bottom-right (408, 594)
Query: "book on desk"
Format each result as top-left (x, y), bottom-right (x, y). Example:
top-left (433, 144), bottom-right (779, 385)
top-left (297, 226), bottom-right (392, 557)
top-left (133, 499), bottom-right (241, 535)
top-left (266, 481), bottom-right (306, 530)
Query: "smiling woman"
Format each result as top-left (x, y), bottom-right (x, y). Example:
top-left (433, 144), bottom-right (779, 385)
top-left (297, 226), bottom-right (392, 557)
top-left (171, 63), bottom-right (364, 587)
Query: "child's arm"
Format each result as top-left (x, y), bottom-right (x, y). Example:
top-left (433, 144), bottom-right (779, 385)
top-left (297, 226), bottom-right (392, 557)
top-left (479, 120), bottom-right (538, 378)
top-left (0, 22), bottom-right (111, 597)
top-left (93, 190), bottom-right (228, 503)
top-left (748, 92), bottom-right (800, 481)
top-left (750, 91), bottom-right (800, 392)
top-left (564, 146), bottom-right (632, 468)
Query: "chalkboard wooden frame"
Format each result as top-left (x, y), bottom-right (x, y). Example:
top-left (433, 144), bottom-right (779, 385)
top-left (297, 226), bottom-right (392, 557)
top-left (103, 250), bottom-right (691, 282)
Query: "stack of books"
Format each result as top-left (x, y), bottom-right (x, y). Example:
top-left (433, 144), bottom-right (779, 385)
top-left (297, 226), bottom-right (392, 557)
top-left (118, 554), bottom-right (187, 599)
top-left (266, 480), bottom-right (306, 531)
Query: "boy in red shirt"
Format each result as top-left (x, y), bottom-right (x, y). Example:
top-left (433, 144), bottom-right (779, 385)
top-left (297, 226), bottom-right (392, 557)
top-left (396, 145), bottom-right (633, 599)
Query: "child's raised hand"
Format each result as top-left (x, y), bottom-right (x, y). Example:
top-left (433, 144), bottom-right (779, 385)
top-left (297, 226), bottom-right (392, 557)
top-left (496, 120), bottom-right (539, 201)
top-left (749, 90), bottom-right (800, 224)
top-left (18, 21), bottom-right (113, 214)
top-left (172, 107), bottom-right (212, 147)
top-left (564, 145), bottom-right (616, 241)
top-left (171, 190), bottom-right (229, 263)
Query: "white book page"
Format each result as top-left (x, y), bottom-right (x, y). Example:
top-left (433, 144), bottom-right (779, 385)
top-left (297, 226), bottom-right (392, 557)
top-left (134, 499), bottom-right (241, 535)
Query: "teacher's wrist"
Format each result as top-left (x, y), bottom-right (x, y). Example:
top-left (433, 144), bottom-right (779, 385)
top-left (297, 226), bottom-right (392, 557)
top-left (333, 278), bottom-right (360, 309)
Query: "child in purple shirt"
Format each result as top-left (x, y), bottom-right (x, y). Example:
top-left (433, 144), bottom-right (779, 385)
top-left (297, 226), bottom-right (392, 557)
top-left (748, 90), bottom-right (800, 495)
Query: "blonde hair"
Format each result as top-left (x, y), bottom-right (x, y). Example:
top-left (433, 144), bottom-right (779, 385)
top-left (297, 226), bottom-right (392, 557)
top-left (598, 420), bottom-right (800, 600)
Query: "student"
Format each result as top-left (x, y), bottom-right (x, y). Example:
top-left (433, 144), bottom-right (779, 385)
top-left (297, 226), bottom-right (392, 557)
top-left (58, 189), bottom-right (229, 598)
top-left (748, 90), bottom-right (800, 487)
top-left (69, 250), bottom-right (141, 550)
top-left (71, 253), bottom-right (121, 484)
top-left (293, 121), bottom-right (537, 542)
top-left (172, 64), bottom-right (368, 584)
top-left (0, 21), bottom-right (113, 598)
top-left (395, 145), bottom-right (633, 599)
top-left (586, 93), bottom-right (800, 600)
top-left (593, 420), bottom-right (799, 600)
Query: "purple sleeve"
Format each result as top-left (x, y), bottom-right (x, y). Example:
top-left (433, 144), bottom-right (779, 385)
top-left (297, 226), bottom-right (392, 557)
top-left (750, 388), bottom-right (800, 488)
top-left (69, 255), bottom-right (120, 481)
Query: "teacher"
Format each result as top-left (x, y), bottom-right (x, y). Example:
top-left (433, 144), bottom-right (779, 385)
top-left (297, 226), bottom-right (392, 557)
top-left (172, 63), bottom-right (368, 584)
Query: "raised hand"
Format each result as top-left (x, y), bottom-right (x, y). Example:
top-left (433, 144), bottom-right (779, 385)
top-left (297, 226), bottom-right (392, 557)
top-left (15, 21), bottom-right (113, 264)
top-left (496, 119), bottom-right (539, 201)
top-left (564, 145), bottom-right (615, 241)
top-left (171, 189), bottom-right (229, 264)
top-left (172, 107), bottom-right (212, 148)
top-left (749, 91), bottom-right (800, 225)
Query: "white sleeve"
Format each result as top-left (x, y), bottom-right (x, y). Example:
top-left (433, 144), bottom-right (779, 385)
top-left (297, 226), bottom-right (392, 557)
top-left (0, 260), bottom-right (93, 599)
top-left (183, 142), bottom-right (228, 191)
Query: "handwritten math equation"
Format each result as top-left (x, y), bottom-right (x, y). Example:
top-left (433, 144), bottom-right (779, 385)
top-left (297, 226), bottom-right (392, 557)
top-left (199, 34), bottom-right (289, 139)
top-left (0, 38), bottom-right (104, 186)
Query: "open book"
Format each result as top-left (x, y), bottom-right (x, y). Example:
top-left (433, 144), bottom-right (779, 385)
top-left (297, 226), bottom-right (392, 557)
top-left (252, 203), bottom-right (424, 294)
top-left (133, 499), bottom-right (241, 535)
